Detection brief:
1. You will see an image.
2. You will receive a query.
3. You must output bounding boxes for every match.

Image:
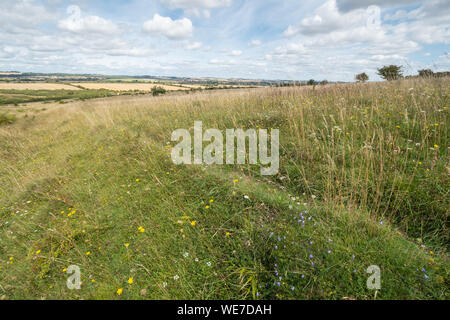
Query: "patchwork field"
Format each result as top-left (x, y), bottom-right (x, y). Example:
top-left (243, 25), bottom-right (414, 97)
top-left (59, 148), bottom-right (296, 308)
top-left (72, 83), bottom-right (189, 91)
top-left (0, 78), bottom-right (448, 300)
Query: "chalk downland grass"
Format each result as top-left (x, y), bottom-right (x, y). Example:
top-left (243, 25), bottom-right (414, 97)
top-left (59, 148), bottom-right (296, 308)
top-left (0, 78), bottom-right (448, 299)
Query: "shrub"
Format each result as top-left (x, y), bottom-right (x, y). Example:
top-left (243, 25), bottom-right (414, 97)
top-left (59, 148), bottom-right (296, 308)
top-left (152, 86), bottom-right (167, 96)
top-left (355, 72), bottom-right (369, 82)
top-left (0, 113), bottom-right (17, 126)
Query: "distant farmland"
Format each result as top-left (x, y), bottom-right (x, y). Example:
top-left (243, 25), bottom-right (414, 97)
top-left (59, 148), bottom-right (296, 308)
top-left (72, 82), bottom-right (189, 91)
top-left (0, 83), bottom-right (81, 90)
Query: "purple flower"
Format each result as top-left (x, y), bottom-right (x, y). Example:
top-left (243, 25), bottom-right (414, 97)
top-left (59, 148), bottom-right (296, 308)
top-left (424, 275), bottom-right (429, 280)
top-left (291, 286), bottom-right (295, 291)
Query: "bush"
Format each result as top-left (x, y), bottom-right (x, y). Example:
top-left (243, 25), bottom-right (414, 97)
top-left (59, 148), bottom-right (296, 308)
top-left (355, 72), bottom-right (369, 82)
top-left (152, 86), bottom-right (167, 96)
top-left (0, 113), bottom-right (17, 126)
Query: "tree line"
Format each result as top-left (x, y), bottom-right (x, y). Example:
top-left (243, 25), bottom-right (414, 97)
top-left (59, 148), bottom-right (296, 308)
top-left (355, 66), bottom-right (450, 82)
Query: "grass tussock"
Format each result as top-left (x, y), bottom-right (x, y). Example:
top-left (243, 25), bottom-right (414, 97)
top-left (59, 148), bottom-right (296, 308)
top-left (0, 78), bottom-right (448, 300)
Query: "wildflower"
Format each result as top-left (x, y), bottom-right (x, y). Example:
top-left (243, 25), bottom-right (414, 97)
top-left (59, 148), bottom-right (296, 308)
top-left (138, 226), bottom-right (145, 233)
top-left (424, 275), bottom-right (429, 280)
top-left (91, 279), bottom-right (96, 283)
top-left (117, 288), bottom-right (123, 295)
top-left (36, 250), bottom-right (41, 255)
top-left (225, 232), bottom-right (231, 236)
top-left (174, 275), bottom-right (179, 281)
top-left (62, 268), bottom-right (67, 272)
top-left (128, 277), bottom-right (134, 284)
top-left (291, 286), bottom-right (295, 291)
top-left (434, 145), bottom-right (439, 148)
top-left (205, 206), bottom-right (210, 209)
top-left (125, 243), bottom-right (130, 248)
top-left (163, 282), bottom-right (168, 288)
top-left (206, 262), bottom-right (212, 267)
top-left (233, 179), bottom-right (239, 183)
top-left (86, 251), bottom-right (91, 256)
top-left (209, 199), bottom-right (214, 203)
top-left (136, 179), bottom-right (140, 182)
top-left (183, 252), bottom-right (189, 258)
top-left (191, 221), bottom-right (196, 226)
top-left (244, 195), bottom-right (250, 200)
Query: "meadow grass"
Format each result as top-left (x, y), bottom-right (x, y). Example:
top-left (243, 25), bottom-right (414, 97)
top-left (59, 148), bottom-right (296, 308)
top-left (0, 78), bottom-right (448, 300)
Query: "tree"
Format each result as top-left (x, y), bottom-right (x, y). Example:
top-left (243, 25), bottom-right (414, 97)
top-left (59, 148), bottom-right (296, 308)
top-left (307, 79), bottom-right (316, 86)
top-left (377, 65), bottom-right (403, 81)
top-left (320, 80), bottom-right (329, 85)
top-left (418, 69), bottom-right (434, 78)
top-left (355, 72), bottom-right (369, 82)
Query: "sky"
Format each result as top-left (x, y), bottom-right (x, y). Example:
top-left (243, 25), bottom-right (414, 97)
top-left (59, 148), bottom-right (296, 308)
top-left (0, 0), bottom-right (449, 81)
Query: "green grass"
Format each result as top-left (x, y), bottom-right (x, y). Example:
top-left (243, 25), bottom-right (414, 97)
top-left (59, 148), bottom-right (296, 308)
top-left (0, 78), bottom-right (448, 300)
top-left (0, 89), bottom-right (118, 105)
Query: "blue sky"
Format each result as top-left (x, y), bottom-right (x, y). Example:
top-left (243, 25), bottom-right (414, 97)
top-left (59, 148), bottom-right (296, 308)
top-left (0, 0), bottom-right (449, 81)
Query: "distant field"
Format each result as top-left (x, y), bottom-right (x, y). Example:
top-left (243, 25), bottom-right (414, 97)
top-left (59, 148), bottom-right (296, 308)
top-left (0, 89), bottom-right (116, 105)
top-left (72, 82), bottom-right (189, 91)
top-left (0, 83), bottom-right (80, 90)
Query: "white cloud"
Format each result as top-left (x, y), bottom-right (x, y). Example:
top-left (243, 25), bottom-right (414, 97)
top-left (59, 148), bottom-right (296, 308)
top-left (142, 14), bottom-right (193, 40)
top-left (285, 0), bottom-right (382, 40)
top-left (58, 5), bottom-right (119, 34)
top-left (230, 50), bottom-right (242, 56)
top-left (336, 0), bottom-right (420, 12)
top-left (185, 41), bottom-right (203, 50)
top-left (249, 40), bottom-right (261, 47)
top-left (0, 0), bottom-right (53, 33)
top-left (160, 0), bottom-right (231, 18)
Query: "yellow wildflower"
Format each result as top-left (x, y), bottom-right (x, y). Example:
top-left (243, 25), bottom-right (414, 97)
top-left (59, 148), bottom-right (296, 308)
top-left (128, 277), bottom-right (134, 284)
top-left (117, 288), bottom-right (123, 295)
top-left (191, 221), bottom-right (196, 226)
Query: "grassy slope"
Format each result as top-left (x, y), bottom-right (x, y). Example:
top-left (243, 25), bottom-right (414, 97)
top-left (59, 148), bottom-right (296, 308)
top-left (0, 79), bottom-right (448, 300)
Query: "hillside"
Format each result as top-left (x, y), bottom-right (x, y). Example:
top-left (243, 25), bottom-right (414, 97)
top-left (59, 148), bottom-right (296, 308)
top-left (0, 78), bottom-right (448, 300)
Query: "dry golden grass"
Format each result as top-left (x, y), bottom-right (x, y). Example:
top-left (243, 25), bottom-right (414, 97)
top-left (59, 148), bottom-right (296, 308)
top-left (0, 83), bottom-right (81, 90)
